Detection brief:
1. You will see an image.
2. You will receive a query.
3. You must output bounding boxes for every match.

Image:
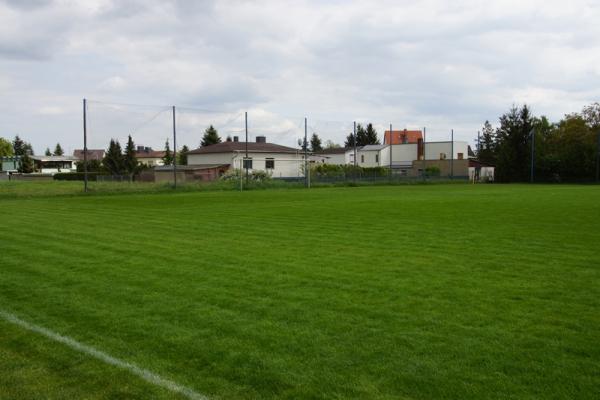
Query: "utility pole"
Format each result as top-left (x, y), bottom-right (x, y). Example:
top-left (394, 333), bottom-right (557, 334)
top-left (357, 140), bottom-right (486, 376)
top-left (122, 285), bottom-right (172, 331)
top-left (450, 129), bottom-right (454, 179)
top-left (530, 127), bottom-right (535, 183)
top-left (82, 98), bottom-right (88, 193)
top-left (245, 111), bottom-right (248, 185)
top-left (304, 117), bottom-right (308, 188)
top-left (172, 106), bottom-right (177, 189)
top-left (477, 130), bottom-right (481, 156)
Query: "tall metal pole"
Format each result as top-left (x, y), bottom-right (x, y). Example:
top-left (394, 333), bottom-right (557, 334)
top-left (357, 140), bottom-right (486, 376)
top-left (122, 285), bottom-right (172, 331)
top-left (83, 98), bottom-right (88, 193)
top-left (450, 129), bottom-right (454, 179)
top-left (304, 117), bottom-right (308, 188)
top-left (596, 131), bottom-right (599, 183)
top-left (245, 111), bottom-right (249, 185)
top-left (530, 127), bottom-right (535, 183)
top-left (172, 106), bottom-right (177, 188)
top-left (422, 127), bottom-right (426, 179)
top-left (352, 121), bottom-right (358, 181)
top-left (477, 130), bottom-right (481, 156)
top-left (389, 123), bottom-right (393, 179)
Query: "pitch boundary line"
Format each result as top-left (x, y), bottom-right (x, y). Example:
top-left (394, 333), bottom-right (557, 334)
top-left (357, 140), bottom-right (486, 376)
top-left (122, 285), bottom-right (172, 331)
top-left (0, 310), bottom-right (208, 400)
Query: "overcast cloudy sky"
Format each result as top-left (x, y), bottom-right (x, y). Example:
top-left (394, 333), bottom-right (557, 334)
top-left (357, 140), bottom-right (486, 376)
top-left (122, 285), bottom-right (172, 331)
top-left (1, 0), bottom-right (599, 153)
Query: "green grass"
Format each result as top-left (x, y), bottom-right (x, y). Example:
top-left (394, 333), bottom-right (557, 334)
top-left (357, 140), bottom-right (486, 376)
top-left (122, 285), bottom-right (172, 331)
top-left (0, 184), bottom-right (598, 399)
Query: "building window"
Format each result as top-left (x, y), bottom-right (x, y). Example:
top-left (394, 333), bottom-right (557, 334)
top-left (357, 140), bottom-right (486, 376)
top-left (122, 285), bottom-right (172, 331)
top-left (457, 153), bottom-right (464, 160)
top-left (439, 153), bottom-right (446, 160)
top-left (361, 155), bottom-right (365, 163)
top-left (243, 158), bottom-right (253, 169)
top-left (375, 154), bottom-right (379, 163)
top-left (265, 158), bottom-right (275, 169)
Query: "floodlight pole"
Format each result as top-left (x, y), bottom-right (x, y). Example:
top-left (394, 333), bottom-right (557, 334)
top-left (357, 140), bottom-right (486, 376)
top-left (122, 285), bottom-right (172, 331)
top-left (172, 106), bottom-right (177, 189)
top-left (245, 111), bottom-right (249, 185)
top-left (530, 127), bottom-right (535, 184)
top-left (83, 98), bottom-right (88, 193)
top-left (450, 129), bottom-right (454, 179)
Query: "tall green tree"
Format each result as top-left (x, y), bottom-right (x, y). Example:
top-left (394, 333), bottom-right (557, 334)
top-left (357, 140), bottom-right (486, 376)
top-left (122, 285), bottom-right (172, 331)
top-left (201, 125), bottom-right (221, 147)
top-left (53, 143), bottom-right (64, 156)
top-left (103, 139), bottom-right (125, 175)
top-left (0, 137), bottom-right (13, 156)
top-left (45, 148), bottom-right (52, 156)
top-left (547, 114), bottom-right (596, 179)
top-left (162, 139), bottom-right (174, 166)
top-left (363, 123), bottom-right (380, 145)
top-left (178, 145), bottom-right (189, 165)
top-left (310, 133), bottom-right (323, 152)
top-left (494, 105), bottom-right (534, 182)
top-left (123, 135), bottom-right (138, 175)
top-left (12, 135), bottom-right (25, 156)
top-left (344, 131), bottom-right (356, 147)
top-left (355, 124), bottom-right (367, 146)
top-left (19, 153), bottom-right (34, 173)
top-left (582, 102), bottom-right (600, 130)
top-left (477, 120), bottom-right (496, 164)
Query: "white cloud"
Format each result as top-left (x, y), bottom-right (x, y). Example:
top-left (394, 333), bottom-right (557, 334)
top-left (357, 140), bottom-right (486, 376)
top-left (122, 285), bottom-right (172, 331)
top-left (1, 0), bottom-right (599, 151)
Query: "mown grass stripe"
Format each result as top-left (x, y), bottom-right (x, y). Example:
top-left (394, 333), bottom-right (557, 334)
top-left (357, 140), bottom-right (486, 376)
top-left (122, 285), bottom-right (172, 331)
top-left (0, 310), bottom-right (208, 400)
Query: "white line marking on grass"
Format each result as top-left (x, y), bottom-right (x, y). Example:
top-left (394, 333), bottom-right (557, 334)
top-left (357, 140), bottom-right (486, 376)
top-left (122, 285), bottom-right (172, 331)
top-left (0, 310), bottom-right (208, 400)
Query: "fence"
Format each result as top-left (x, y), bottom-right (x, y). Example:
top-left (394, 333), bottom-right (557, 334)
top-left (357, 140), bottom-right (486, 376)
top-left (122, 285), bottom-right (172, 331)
top-left (74, 98), bottom-right (600, 192)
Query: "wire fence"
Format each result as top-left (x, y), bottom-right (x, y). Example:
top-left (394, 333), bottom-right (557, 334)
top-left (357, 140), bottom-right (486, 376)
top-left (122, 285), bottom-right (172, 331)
top-left (59, 98), bottom-right (599, 192)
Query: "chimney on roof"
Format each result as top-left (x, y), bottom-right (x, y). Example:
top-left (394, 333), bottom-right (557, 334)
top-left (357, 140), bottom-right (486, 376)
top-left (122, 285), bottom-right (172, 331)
top-left (233, 136), bottom-right (239, 142)
top-left (256, 136), bottom-right (266, 143)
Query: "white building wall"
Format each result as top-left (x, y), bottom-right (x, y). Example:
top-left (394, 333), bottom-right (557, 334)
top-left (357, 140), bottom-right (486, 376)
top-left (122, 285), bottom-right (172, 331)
top-left (188, 151), bottom-right (304, 178)
top-left (390, 144), bottom-right (418, 165)
top-left (424, 141), bottom-right (469, 161)
top-left (357, 150), bottom-right (382, 167)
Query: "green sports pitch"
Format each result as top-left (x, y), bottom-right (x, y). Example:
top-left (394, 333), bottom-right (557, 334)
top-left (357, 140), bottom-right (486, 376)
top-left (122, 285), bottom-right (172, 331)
top-left (1, 183), bottom-right (598, 399)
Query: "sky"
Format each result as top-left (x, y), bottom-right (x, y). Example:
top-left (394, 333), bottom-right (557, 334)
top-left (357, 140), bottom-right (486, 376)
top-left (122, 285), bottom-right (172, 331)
top-left (1, 0), bottom-right (599, 154)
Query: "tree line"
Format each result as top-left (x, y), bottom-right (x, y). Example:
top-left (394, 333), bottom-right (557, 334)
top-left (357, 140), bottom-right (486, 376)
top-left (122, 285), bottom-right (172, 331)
top-left (477, 102), bottom-right (600, 182)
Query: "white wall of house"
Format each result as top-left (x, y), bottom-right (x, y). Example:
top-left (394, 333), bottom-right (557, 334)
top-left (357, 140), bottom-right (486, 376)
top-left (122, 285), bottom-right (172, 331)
top-left (39, 164), bottom-right (76, 174)
top-left (188, 152), bottom-right (305, 178)
top-left (424, 141), bottom-right (469, 161)
top-left (357, 149), bottom-right (382, 167)
top-left (389, 144), bottom-right (418, 165)
top-left (138, 157), bottom-right (164, 166)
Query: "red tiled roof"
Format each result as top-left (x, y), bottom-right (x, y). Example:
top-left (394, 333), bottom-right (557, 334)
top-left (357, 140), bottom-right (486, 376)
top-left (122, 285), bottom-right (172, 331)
top-left (384, 130), bottom-right (423, 145)
top-left (187, 141), bottom-right (299, 155)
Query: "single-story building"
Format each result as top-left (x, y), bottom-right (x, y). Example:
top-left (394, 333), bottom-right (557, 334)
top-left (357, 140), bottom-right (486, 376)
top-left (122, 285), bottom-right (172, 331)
top-left (313, 147), bottom-right (354, 165)
top-left (186, 136), bottom-right (305, 179)
top-left (468, 160), bottom-right (495, 182)
top-left (31, 156), bottom-right (77, 174)
top-left (135, 146), bottom-right (166, 166)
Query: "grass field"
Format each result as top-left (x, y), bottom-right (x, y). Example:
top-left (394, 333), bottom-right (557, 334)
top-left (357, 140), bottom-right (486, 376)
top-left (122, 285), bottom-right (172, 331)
top-left (1, 183), bottom-right (599, 399)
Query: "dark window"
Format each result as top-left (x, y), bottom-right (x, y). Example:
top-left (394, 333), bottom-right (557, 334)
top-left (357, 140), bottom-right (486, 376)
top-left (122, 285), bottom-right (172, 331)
top-left (361, 155), bottom-right (365, 163)
top-left (375, 154), bottom-right (379, 163)
top-left (265, 158), bottom-right (275, 169)
top-left (243, 158), bottom-right (253, 169)
top-left (457, 153), bottom-right (464, 160)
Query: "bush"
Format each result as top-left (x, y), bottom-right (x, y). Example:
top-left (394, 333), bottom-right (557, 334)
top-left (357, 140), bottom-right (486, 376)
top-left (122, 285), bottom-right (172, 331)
top-left (425, 166), bottom-right (441, 177)
top-left (220, 168), bottom-right (272, 182)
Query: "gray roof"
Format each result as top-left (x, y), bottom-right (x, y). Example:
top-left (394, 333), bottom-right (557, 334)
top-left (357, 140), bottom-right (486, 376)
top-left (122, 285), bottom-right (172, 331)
top-left (360, 145), bottom-right (387, 151)
top-left (154, 164), bottom-right (230, 171)
top-left (31, 156), bottom-right (77, 162)
top-left (187, 141), bottom-right (299, 155)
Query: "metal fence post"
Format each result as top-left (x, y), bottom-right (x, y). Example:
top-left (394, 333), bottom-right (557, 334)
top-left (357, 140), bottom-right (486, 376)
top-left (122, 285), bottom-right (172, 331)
top-left (172, 105), bottom-right (177, 189)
